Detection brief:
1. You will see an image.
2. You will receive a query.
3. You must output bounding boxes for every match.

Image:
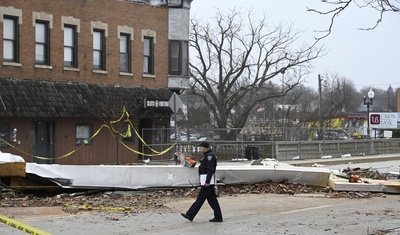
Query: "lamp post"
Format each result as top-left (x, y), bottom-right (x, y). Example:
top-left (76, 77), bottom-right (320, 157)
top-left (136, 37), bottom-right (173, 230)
top-left (364, 88), bottom-right (375, 137)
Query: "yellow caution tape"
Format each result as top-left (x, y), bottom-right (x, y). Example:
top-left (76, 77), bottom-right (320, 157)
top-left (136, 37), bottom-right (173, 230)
top-left (0, 214), bottom-right (52, 235)
top-left (63, 204), bottom-right (132, 212)
top-left (118, 137), bottom-right (176, 157)
top-left (0, 106), bottom-right (176, 160)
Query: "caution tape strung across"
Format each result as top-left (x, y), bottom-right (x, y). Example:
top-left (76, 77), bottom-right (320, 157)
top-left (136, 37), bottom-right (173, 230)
top-left (0, 106), bottom-right (176, 160)
top-left (0, 214), bottom-right (52, 235)
top-left (63, 204), bottom-right (132, 212)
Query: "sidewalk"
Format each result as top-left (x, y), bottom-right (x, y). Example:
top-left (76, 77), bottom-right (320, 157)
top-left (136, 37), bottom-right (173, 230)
top-left (284, 153), bottom-right (400, 167)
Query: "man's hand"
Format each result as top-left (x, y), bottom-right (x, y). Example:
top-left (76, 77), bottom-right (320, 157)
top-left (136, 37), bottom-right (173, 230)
top-left (204, 183), bottom-right (210, 187)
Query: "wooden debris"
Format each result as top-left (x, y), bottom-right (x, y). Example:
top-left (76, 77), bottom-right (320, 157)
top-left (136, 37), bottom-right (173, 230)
top-left (331, 167), bottom-right (400, 193)
top-left (0, 162), bottom-right (26, 177)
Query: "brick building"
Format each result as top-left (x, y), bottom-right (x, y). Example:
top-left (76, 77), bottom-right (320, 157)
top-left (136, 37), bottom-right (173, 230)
top-left (0, 0), bottom-right (192, 164)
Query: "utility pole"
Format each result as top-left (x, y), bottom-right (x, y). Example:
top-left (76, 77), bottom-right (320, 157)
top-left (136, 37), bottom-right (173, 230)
top-left (318, 74), bottom-right (323, 140)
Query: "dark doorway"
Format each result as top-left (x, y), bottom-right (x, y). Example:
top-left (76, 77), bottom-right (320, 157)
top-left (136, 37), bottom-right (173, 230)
top-left (33, 121), bottom-right (55, 164)
top-left (139, 119), bottom-right (152, 160)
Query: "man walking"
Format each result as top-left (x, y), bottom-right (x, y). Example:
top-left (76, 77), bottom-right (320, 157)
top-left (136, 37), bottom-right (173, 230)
top-left (181, 141), bottom-right (223, 222)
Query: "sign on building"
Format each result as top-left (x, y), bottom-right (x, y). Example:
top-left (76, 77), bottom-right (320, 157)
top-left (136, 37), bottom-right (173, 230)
top-left (369, 112), bottom-right (400, 129)
top-left (144, 98), bottom-right (169, 108)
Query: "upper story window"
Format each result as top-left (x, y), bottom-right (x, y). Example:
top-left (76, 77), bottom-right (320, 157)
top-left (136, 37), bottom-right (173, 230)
top-left (62, 17), bottom-right (80, 69)
top-left (64, 25), bottom-right (77, 67)
top-left (3, 16), bottom-right (19, 63)
top-left (120, 33), bottom-right (131, 73)
top-left (93, 30), bottom-right (105, 70)
top-left (143, 37), bottom-right (154, 74)
top-left (169, 40), bottom-right (189, 76)
top-left (35, 21), bottom-right (50, 65)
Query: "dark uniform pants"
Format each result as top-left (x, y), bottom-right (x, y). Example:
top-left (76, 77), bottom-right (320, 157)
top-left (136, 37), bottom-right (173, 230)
top-left (186, 186), bottom-right (223, 220)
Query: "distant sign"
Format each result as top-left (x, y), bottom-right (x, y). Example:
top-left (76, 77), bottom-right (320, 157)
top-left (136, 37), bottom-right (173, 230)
top-left (369, 112), bottom-right (398, 129)
top-left (144, 98), bottom-right (169, 108)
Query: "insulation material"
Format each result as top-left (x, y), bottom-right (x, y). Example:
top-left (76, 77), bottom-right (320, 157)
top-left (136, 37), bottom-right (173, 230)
top-left (217, 164), bottom-right (331, 187)
top-left (26, 163), bottom-right (200, 189)
top-left (25, 160), bottom-right (331, 189)
top-left (0, 152), bottom-right (25, 164)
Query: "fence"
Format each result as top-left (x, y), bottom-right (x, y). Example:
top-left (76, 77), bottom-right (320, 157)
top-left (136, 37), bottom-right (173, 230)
top-left (141, 127), bottom-right (400, 162)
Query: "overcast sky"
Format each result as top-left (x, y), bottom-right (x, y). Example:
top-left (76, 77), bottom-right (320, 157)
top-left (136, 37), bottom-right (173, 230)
top-left (190, 0), bottom-right (400, 92)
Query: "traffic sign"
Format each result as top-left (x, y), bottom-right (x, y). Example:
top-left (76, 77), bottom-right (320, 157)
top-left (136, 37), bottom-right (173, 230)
top-left (168, 92), bottom-right (183, 114)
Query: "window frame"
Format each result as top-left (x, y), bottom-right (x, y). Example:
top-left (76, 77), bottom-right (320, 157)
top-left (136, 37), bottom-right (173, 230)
top-left (3, 16), bottom-right (19, 63)
top-left (169, 40), bottom-right (189, 76)
top-left (143, 36), bottom-right (154, 74)
top-left (75, 124), bottom-right (92, 145)
top-left (35, 20), bottom-right (50, 65)
top-left (119, 33), bottom-right (131, 73)
top-left (182, 41), bottom-right (189, 76)
top-left (93, 29), bottom-right (106, 70)
top-left (64, 24), bottom-right (78, 68)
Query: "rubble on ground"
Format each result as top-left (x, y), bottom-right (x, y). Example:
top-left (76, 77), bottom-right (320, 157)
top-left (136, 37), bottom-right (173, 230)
top-left (0, 179), bottom-right (387, 214)
top-left (340, 167), bottom-right (400, 180)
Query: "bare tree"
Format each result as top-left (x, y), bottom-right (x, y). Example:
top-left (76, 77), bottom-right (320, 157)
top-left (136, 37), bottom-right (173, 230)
top-left (308, 0), bottom-right (400, 39)
top-left (387, 85), bottom-right (397, 112)
top-left (189, 9), bottom-right (324, 139)
top-left (320, 72), bottom-right (359, 124)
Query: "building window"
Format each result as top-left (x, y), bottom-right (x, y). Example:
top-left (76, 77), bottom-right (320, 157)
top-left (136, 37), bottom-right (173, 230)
top-left (120, 33), bottom-right (131, 73)
top-left (64, 25), bottom-right (77, 67)
top-left (76, 124), bottom-right (92, 145)
top-left (155, 125), bottom-right (167, 143)
top-left (0, 124), bottom-right (9, 147)
top-left (3, 16), bottom-right (19, 62)
top-left (169, 40), bottom-right (189, 76)
top-left (93, 30), bottom-right (105, 70)
top-left (143, 37), bottom-right (154, 74)
top-left (35, 21), bottom-right (50, 65)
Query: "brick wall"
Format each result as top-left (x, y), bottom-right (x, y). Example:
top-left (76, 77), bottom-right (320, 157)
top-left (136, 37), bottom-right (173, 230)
top-left (0, 0), bottom-right (169, 88)
top-left (397, 88), bottom-right (400, 112)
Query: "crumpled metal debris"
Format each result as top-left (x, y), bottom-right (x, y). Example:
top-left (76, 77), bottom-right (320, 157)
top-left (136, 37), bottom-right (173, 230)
top-left (341, 167), bottom-right (399, 180)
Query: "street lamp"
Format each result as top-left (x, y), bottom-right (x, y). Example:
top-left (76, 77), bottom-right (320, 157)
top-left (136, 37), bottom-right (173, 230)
top-left (364, 89), bottom-right (375, 137)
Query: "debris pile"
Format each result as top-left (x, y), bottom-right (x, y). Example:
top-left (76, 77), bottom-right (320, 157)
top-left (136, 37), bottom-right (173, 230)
top-left (217, 180), bottom-right (322, 195)
top-left (341, 167), bottom-right (399, 180)
top-left (0, 179), bottom-right (387, 214)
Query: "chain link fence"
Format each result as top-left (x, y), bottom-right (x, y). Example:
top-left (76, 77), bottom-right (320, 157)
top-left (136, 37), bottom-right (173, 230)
top-left (141, 127), bottom-right (400, 161)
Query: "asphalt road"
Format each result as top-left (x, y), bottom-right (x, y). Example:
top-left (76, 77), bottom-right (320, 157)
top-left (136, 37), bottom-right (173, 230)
top-left (1, 193), bottom-right (400, 235)
top-left (2, 154), bottom-right (400, 235)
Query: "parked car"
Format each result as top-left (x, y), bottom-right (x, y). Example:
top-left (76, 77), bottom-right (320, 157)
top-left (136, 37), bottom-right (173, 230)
top-left (338, 133), bottom-right (350, 140)
top-left (170, 132), bottom-right (187, 140)
top-left (323, 132), bottom-right (338, 140)
top-left (198, 136), bottom-right (212, 141)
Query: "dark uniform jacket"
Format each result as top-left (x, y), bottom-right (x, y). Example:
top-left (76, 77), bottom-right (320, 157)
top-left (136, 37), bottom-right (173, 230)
top-left (198, 149), bottom-right (217, 184)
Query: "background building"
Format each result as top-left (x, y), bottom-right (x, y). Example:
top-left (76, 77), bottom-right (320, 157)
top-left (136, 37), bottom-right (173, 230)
top-left (0, 0), bottom-right (192, 164)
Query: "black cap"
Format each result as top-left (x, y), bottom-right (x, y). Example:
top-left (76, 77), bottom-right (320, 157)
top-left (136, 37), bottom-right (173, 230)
top-left (199, 141), bottom-right (210, 148)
